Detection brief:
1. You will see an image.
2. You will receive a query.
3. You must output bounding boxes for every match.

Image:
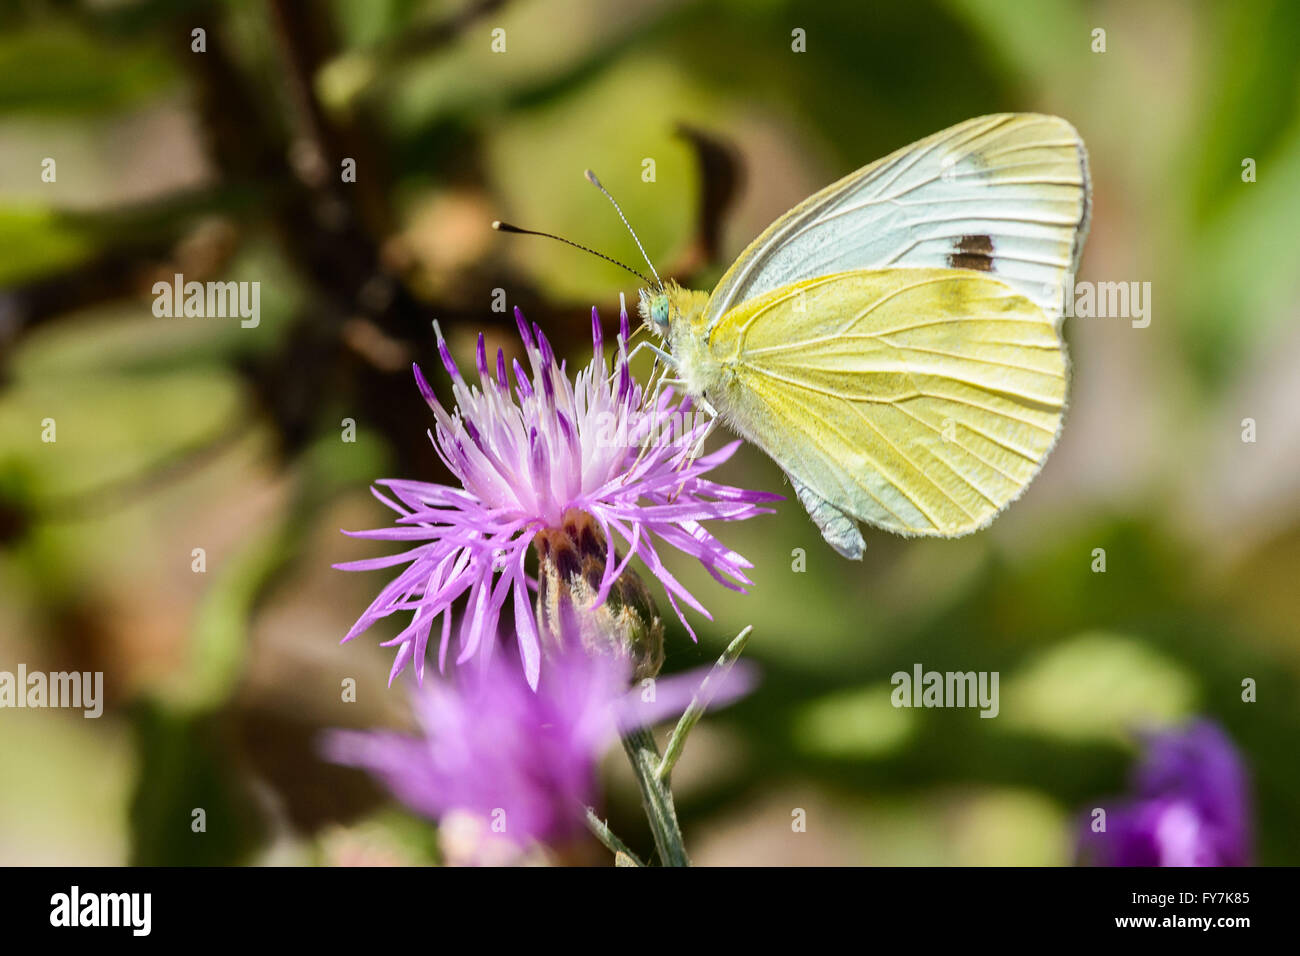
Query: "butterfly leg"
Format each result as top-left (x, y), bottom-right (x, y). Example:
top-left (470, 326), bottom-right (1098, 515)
top-left (667, 396), bottom-right (720, 502)
top-left (617, 339), bottom-right (678, 376)
top-left (613, 340), bottom-right (682, 417)
top-left (620, 374), bottom-right (687, 483)
top-left (633, 341), bottom-right (678, 367)
top-left (644, 374), bottom-right (686, 413)
top-left (681, 397), bottom-right (719, 467)
top-left (622, 427), bottom-right (659, 481)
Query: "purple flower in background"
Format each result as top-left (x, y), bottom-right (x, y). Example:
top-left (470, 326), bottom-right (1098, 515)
top-left (323, 644), bottom-right (753, 862)
top-left (336, 302), bottom-right (777, 686)
top-left (1078, 720), bottom-right (1251, 867)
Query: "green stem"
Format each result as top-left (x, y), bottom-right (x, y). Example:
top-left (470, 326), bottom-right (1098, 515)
top-left (621, 725), bottom-right (690, 866)
top-left (584, 807), bottom-right (645, 867)
top-left (657, 625), bottom-right (753, 783)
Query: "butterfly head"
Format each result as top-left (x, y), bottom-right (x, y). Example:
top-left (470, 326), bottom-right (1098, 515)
top-left (639, 287), bottom-right (672, 335)
top-left (638, 281), bottom-right (710, 340)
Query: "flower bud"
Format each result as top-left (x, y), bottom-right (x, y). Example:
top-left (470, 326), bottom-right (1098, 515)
top-left (534, 510), bottom-right (665, 681)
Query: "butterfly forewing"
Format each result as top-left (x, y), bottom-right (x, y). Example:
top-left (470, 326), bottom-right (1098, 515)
top-left (705, 113), bottom-right (1090, 325)
top-left (706, 268), bottom-right (1066, 537)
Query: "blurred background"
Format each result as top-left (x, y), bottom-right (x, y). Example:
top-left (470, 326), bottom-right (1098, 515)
top-left (2, 0), bottom-right (1299, 866)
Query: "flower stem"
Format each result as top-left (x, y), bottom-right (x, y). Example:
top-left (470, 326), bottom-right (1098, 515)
top-left (584, 807), bottom-right (646, 867)
top-left (657, 625), bottom-right (753, 783)
top-left (621, 725), bottom-right (691, 866)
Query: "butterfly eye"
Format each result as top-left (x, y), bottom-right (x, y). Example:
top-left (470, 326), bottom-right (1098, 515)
top-left (651, 296), bottom-right (670, 329)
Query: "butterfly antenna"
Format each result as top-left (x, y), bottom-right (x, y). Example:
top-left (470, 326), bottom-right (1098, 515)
top-left (491, 220), bottom-right (653, 285)
top-left (584, 170), bottom-right (663, 290)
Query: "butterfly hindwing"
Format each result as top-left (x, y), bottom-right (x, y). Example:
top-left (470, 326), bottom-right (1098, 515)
top-left (704, 268), bottom-right (1067, 541)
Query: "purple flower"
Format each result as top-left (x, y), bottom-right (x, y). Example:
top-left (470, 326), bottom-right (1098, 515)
top-left (336, 303), bottom-right (778, 686)
top-left (323, 644), bottom-right (753, 862)
top-left (1078, 720), bottom-right (1251, 867)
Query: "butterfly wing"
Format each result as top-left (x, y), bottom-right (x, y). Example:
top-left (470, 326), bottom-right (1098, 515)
top-left (704, 268), bottom-right (1066, 540)
top-left (705, 113), bottom-right (1090, 325)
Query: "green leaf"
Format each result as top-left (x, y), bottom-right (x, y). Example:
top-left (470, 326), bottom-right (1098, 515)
top-left (0, 26), bottom-right (176, 116)
top-left (0, 209), bottom-right (96, 285)
top-left (127, 699), bottom-right (265, 866)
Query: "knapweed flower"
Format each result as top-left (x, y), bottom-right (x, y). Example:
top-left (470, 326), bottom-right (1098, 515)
top-left (1077, 720), bottom-right (1251, 867)
top-left (336, 302), bottom-right (778, 686)
top-left (323, 642), bottom-right (753, 863)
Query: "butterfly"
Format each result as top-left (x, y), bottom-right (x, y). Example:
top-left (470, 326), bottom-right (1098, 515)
top-left (498, 113), bottom-right (1091, 558)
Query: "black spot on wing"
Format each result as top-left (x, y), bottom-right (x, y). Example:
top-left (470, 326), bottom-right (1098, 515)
top-left (947, 234), bottom-right (995, 272)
